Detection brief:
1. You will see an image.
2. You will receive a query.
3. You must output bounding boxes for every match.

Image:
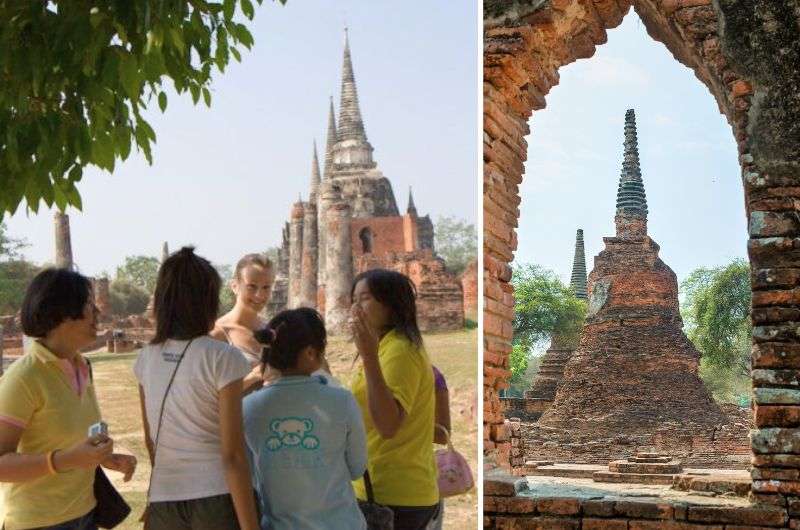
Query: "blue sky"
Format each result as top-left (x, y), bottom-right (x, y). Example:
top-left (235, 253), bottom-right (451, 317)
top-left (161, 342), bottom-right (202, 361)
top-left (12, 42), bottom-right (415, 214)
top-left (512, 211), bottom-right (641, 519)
top-left (6, 1), bottom-right (479, 276)
top-left (514, 11), bottom-right (747, 286)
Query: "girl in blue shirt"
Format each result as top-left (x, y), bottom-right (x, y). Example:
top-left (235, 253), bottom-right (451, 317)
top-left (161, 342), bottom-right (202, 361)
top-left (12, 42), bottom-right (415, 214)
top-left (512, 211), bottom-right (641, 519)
top-left (242, 308), bottom-right (367, 530)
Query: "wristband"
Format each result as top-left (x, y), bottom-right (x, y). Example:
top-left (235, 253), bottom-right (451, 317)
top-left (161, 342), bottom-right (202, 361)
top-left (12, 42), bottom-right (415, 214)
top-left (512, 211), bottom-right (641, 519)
top-left (45, 450), bottom-right (58, 475)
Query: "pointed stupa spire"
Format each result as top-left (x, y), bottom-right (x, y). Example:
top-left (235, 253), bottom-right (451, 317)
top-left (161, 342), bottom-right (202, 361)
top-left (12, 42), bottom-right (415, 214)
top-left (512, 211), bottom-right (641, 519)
top-left (569, 229), bottom-right (588, 300)
top-left (323, 97), bottom-right (338, 179)
top-left (615, 109), bottom-right (648, 220)
top-left (161, 241), bottom-right (169, 264)
top-left (310, 140), bottom-right (321, 202)
top-left (337, 28), bottom-right (368, 143)
top-left (407, 186), bottom-right (417, 216)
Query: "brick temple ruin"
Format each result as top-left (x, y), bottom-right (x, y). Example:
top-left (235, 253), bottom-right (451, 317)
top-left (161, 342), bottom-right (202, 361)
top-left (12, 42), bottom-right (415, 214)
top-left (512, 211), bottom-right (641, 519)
top-left (520, 110), bottom-right (751, 470)
top-left (265, 31), bottom-right (466, 333)
top-left (484, 0), bottom-right (800, 527)
top-left (501, 228), bottom-right (588, 421)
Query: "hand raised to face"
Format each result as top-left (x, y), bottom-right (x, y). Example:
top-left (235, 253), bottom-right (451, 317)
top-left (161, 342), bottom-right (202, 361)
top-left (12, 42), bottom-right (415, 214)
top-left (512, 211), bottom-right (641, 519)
top-left (350, 303), bottom-right (379, 362)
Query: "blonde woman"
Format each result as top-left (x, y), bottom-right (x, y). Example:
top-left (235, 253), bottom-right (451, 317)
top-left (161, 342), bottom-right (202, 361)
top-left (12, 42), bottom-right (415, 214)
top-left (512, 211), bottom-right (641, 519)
top-left (212, 254), bottom-right (339, 389)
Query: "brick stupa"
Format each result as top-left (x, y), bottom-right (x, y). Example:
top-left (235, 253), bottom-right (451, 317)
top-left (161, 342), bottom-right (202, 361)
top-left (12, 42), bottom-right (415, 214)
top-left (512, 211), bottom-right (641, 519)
top-left (537, 109), bottom-right (726, 435)
top-left (525, 229), bottom-right (588, 402)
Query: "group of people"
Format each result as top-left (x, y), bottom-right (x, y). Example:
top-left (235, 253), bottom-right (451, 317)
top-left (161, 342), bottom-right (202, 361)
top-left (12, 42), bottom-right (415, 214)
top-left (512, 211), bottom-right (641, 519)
top-left (0, 247), bottom-right (453, 530)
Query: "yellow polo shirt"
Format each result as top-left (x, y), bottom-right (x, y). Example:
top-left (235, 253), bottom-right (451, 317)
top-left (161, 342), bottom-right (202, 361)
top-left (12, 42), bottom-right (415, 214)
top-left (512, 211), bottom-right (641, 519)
top-left (351, 329), bottom-right (438, 507)
top-left (0, 341), bottom-right (101, 530)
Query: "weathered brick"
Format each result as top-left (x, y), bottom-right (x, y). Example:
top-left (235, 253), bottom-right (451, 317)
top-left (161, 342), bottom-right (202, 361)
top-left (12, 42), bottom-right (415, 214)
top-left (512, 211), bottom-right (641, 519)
top-left (686, 504), bottom-right (788, 525)
top-left (536, 497), bottom-right (581, 516)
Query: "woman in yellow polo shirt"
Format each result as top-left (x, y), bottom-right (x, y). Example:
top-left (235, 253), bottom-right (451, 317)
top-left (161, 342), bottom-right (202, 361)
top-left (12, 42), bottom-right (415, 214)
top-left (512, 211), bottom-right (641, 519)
top-left (349, 269), bottom-right (439, 530)
top-left (0, 268), bottom-right (136, 530)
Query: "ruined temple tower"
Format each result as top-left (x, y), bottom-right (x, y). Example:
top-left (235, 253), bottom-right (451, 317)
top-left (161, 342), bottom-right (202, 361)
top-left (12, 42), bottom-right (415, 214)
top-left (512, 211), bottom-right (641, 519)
top-left (287, 199), bottom-right (305, 308)
top-left (54, 211), bottom-right (74, 269)
top-left (300, 145), bottom-right (319, 309)
top-left (569, 229), bottom-right (588, 300)
top-left (537, 109), bottom-right (725, 435)
top-left (325, 189), bottom-right (353, 334)
top-left (161, 242), bottom-right (170, 263)
top-left (526, 228), bottom-right (588, 402)
top-left (269, 30), bottom-right (463, 331)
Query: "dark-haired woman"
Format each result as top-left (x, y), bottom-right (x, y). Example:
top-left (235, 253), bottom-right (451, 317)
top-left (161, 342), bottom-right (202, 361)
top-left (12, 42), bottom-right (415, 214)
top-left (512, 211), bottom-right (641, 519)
top-left (0, 268), bottom-right (136, 530)
top-left (242, 308), bottom-right (367, 530)
top-left (349, 269), bottom-right (439, 530)
top-left (133, 247), bottom-right (259, 530)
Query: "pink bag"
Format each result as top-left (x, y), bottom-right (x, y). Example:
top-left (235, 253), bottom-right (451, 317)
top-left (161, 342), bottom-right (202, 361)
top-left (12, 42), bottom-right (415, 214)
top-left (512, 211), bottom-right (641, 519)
top-left (434, 424), bottom-right (474, 497)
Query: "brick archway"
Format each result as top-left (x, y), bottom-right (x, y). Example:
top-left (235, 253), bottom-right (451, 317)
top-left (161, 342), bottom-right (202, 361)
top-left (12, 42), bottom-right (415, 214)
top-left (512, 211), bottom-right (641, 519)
top-left (484, 0), bottom-right (800, 512)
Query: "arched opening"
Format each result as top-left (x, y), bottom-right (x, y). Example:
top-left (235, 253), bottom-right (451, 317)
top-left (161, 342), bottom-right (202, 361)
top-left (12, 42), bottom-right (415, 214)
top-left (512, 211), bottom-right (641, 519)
top-left (359, 226), bottom-right (374, 254)
top-left (484, 0), bottom-right (799, 522)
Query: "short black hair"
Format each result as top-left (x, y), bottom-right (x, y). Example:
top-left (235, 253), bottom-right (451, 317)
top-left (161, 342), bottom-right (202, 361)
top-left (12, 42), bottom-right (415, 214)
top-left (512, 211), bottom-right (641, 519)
top-left (152, 247), bottom-right (221, 343)
top-left (21, 268), bottom-right (93, 338)
top-left (255, 308), bottom-right (326, 371)
top-left (351, 269), bottom-right (423, 348)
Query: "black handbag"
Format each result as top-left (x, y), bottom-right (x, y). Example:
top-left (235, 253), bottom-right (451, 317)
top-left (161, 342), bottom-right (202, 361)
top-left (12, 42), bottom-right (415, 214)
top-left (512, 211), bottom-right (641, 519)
top-left (93, 467), bottom-right (131, 528)
top-left (357, 471), bottom-right (394, 530)
top-left (86, 360), bottom-right (131, 529)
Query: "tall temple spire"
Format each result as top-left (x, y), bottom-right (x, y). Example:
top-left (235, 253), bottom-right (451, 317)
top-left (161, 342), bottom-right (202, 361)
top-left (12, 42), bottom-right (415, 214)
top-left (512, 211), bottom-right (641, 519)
top-left (569, 229), bottom-right (588, 300)
top-left (161, 241), bottom-right (169, 263)
top-left (615, 109), bottom-right (648, 220)
top-left (323, 97), bottom-right (338, 179)
top-left (310, 140), bottom-right (321, 202)
top-left (337, 28), bottom-right (368, 143)
top-left (407, 186), bottom-right (417, 216)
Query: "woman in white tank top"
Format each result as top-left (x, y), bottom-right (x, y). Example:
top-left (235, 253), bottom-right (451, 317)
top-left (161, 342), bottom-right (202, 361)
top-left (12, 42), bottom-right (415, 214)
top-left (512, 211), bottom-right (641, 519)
top-left (211, 254), bottom-right (341, 391)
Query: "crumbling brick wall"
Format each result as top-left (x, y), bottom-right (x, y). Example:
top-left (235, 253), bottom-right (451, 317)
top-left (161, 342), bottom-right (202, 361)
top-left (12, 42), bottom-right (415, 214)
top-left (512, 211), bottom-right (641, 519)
top-left (357, 250), bottom-right (464, 331)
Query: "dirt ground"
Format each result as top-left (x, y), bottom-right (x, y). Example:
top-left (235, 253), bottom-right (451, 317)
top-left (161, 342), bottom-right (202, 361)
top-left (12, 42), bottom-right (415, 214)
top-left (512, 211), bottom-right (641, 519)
top-left (88, 328), bottom-right (478, 529)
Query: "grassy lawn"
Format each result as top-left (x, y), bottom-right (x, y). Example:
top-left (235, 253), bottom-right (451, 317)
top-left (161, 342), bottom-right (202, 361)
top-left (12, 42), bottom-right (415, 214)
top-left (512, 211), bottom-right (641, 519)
top-left (88, 328), bottom-right (477, 529)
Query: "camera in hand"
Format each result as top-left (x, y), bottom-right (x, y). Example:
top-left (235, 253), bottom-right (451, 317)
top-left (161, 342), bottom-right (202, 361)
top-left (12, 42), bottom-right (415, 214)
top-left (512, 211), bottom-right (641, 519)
top-left (88, 421), bottom-right (108, 439)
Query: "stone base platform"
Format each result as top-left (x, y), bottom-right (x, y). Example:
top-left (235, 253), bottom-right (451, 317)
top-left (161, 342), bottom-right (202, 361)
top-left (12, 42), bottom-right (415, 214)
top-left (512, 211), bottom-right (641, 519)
top-left (673, 471), bottom-right (752, 498)
top-left (500, 397), bottom-right (551, 422)
top-left (485, 473), bottom-right (792, 528)
top-left (593, 470), bottom-right (678, 485)
top-left (520, 418), bottom-right (752, 469)
top-left (526, 463), bottom-right (605, 479)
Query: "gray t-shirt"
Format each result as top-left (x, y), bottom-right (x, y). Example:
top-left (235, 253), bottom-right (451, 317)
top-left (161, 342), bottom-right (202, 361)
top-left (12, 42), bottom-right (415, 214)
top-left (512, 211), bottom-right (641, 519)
top-left (133, 336), bottom-right (250, 502)
top-left (243, 375), bottom-right (367, 530)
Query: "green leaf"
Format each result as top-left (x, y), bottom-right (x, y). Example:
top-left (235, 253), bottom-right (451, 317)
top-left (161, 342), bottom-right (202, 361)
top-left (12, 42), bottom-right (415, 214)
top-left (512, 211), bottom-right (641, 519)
top-left (230, 47), bottom-right (241, 62)
top-left (118, 51), bottom-right (141, 100)
top-left (202, 87), bottom-right (211, 107)
top-left (241, 0), bottom-right (255, 19)
top-left (92, 132), bottom-right (116, 172)
top-left (158, 92), bottom-right (168, 112)
top-left (223, 0), bottom-right (236, 20)
top-left (189, 84), bottom-right (200, 104)
top-left (68, 165), bottom-right (83, 182)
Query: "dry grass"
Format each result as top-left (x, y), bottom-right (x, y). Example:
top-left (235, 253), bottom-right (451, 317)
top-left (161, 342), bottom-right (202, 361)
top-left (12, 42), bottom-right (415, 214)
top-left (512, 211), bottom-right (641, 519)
top-left (88, 328), bottom-right (477, 529)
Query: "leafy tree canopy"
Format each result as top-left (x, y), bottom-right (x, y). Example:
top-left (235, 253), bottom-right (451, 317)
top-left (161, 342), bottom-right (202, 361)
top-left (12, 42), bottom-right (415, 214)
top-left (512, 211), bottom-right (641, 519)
top-left (0, 0), bottom-right (277, 219)
top-left (0, 223), bottom-right (27, 261)
top-left (0, 223), bottom-right (37, 314)
top-left (115, 255), bottom-right (160, 293)
top-left (510, 263), bottom-right (586, 381)
top-left (680, 259), bottom-right (751, 379)
top-left (108, 278), bottom-right (149, 317)
top-left (434, 216), bottom-right (476, 275)
top-left (513, 263), bottom-right (586, 350)
top-left (215, 262), bottom-right (235, 314)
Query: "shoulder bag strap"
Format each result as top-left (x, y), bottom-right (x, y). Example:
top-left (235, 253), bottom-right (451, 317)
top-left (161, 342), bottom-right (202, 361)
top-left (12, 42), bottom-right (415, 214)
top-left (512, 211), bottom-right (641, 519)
top-left (144, 339), bottom-right (193, 501)
top-left (363, 469), bottom-right (376, 504)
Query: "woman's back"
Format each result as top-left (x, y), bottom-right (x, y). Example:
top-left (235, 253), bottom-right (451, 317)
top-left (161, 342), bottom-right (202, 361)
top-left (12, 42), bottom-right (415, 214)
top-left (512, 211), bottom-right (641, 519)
top-left (134, 335), bottom-right (250, 502)
top-left (243, 375), bottom-right (367, 530)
